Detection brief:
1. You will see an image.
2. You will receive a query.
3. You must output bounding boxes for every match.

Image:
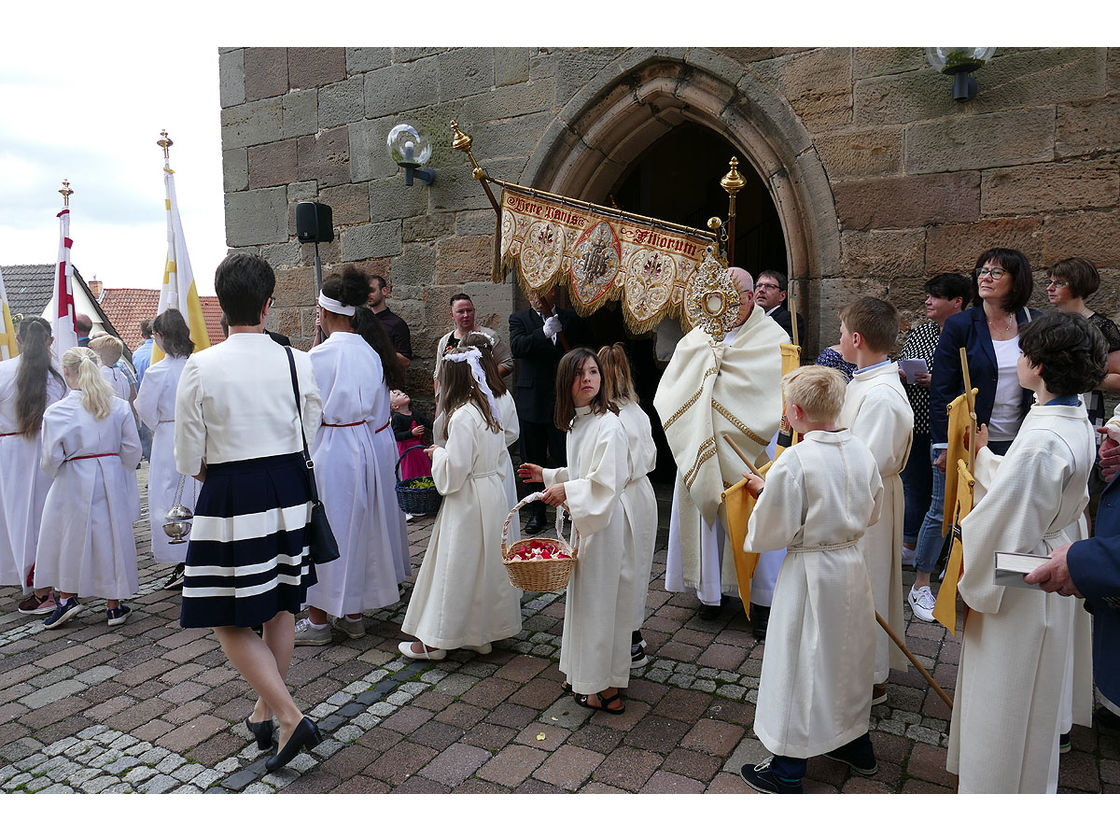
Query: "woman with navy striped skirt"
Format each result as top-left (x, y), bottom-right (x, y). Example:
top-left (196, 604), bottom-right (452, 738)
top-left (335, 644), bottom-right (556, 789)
top-left (174, 254), bottom-right (326, 773)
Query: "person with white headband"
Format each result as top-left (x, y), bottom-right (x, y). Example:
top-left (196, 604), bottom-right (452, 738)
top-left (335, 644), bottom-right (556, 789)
top-left (398, 344), bottom-right (522, 660)
top-left (296, 267), bottom-right (410, 646)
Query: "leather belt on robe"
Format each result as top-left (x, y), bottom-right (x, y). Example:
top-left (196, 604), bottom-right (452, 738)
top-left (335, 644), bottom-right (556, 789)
top-left (323, 419), bottom-right (392, 434)
top-left (65, 452), bottom-right (117, 462)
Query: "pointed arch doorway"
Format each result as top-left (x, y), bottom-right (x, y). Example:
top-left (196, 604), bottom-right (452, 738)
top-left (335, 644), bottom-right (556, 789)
top-left (543, 120), bottom-right (787, 481)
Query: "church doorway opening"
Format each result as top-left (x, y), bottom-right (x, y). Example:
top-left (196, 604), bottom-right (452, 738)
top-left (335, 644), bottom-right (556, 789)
top-left (569, 120), bottom-right (786, 481)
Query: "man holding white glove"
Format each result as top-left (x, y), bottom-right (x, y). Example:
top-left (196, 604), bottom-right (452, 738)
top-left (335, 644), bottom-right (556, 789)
top-left (509, 289), bottom-right (589, 534)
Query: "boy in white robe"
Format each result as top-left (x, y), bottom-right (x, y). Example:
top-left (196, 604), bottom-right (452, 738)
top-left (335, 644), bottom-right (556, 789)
top-left (838, 298), bottom-right (914, 703)
top-left (947, 311), bottom-right (1103, 793)
top-left (738, 365), bottom-right (884, 794)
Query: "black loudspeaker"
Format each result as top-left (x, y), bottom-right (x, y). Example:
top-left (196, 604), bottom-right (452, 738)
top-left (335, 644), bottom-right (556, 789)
top-left (296, 201), bottom-right (334, 244)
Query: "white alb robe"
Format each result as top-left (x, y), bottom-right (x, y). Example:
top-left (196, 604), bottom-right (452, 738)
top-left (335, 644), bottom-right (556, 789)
top-left (617, 400), bottom-right (658, 630)
top-left (134, 355), bottom-right (201, 566)
top-left (34, 391), bottom-right (141, 599)
top-left (745, 430), bottom-right (883, 757)
top-left (544, 407), bottom-right (632, 694)
top-left (0, 357), bottom-right (66, 587)
top-left (496, 389), bottom-right (520, 543)
top-left (947, 404), bottom-right (1094, 794)
top-left (839, 361), bottom-right (913, 682)
top-left (402, 402), bottom-right (522, 649)
top-left (305, 332), bottom-right (404, 615)
top-left (655, 308), bottom-right (786, 605)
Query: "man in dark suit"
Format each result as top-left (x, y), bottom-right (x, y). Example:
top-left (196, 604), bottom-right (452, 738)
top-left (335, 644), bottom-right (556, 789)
top-left (509, 289), bottom-right (587, 534)
top-left (754, 270), bottom-right (805, 343)
top-left (1026, 425), bottom-right (1120, 731)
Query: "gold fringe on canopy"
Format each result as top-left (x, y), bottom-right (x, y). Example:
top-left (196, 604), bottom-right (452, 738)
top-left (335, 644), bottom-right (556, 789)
top-left (495, 182), bottom-right (723, 334)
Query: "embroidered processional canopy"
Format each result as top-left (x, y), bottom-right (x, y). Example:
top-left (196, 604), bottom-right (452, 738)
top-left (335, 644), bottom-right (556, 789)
top-left (493, 181), bottom-right (726, 334)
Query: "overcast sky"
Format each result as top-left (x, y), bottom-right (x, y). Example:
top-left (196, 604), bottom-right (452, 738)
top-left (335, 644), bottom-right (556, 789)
top-left (0, 4), bottom-right (1081, 299)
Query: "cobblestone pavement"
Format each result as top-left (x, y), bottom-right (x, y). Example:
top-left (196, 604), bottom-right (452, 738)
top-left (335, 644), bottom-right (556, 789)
top-left (1, 468), bottom-right (1118, 794)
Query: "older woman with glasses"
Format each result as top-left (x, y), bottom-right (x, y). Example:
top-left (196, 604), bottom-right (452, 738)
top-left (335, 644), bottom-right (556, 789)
top-left (1046, 256), bottom-right (1120, 428)
top-left (930, 248), bottom-right (1043, 464)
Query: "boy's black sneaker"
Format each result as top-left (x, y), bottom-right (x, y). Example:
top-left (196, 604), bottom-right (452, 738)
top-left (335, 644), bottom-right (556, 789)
top-left (823, 741), bottom-right (878, 776)
top-left (739, 759), bottom-right (802, 794)
top-left (106, 604), bottom-right (131, 627)
top-left (630, 643), bottom-right (649, 669)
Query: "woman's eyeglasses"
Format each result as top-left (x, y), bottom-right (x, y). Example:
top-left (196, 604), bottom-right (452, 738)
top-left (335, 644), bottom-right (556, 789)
top-left (977, 267), bottom-right (1007, 278)
top-left (1046, 278), bottom-right (1069, 288)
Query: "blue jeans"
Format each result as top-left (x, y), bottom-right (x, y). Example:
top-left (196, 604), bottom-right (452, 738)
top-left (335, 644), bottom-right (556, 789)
top-left (913, 445), bottom-right (946, 575)
top-left (901, 432), bottom-right (932, 545)
top-left (915, 439), bottom-right (1015, 575)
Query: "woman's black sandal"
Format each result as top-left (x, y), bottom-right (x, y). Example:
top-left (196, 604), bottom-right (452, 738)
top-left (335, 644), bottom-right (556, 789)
top-left (574, 689), bottom-right (625, 715)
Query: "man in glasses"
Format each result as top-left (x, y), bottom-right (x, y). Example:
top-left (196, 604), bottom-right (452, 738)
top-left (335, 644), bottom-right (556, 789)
top-left (753, 270), bottom-right (805, 343)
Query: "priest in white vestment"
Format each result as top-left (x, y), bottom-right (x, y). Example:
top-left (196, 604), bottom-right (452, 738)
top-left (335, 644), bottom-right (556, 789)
top-left (654, 267), bottom-right (786, 620)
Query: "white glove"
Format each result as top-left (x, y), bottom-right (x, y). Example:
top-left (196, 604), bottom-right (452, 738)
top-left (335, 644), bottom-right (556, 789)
top-left (543, 314), bottom-right (561, 344)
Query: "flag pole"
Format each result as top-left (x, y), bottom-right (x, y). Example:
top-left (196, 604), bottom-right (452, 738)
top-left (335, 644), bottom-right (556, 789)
top-left (60, 179), bottom-right (73, 207)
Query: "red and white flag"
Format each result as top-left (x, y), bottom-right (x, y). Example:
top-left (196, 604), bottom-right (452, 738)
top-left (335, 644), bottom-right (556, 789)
top-left (48, 206), bottom-right (78, 358)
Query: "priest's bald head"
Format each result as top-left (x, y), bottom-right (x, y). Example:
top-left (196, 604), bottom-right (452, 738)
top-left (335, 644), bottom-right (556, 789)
top-left (728, 267), bottom-right (756, 328)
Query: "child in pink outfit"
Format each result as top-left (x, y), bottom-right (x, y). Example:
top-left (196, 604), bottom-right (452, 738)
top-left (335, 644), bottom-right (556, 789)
top-left (391, 389), bottom-right (433, 480)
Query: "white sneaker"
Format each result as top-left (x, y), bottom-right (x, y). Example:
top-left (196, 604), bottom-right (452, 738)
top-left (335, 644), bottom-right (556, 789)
top-left (293, 617), bottom-right (333, 646)
top-left (901, 546), bottom-right (916, 568)
top-left (907, 585), bottom-right (936, 622)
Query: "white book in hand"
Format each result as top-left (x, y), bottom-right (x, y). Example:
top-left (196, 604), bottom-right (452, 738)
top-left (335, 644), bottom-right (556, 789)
top-left (994, 551), bottom-right (1048, 589)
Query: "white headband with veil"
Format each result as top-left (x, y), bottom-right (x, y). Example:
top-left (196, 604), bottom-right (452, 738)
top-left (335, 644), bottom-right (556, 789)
top-left (444, 347), bottom-right (501, 423)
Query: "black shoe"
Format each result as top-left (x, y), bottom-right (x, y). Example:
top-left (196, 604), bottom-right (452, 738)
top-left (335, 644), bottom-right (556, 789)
top-left (1059, 731), bottom-right (1071, 754)
top-left (523, 515), bottom-right (546, 535)
top-left (246, 716), bottom-right (277, 751)
top-left (265, 717), bottom-right (322, 773)
top-left (162, 563), bottom-right (185, 590)
top-left (43, 597), bottom-right (83, 629)
top-left (751, 604), bottom-right (770, 641)
top-left (823, 741), bottom-right (878, 776)
top-left (739, 759), bottom-right (802, 794)
top-left (698, 602), bottom-right (723, 621)
top-left (1095, 706), bottom-right (1120, 732)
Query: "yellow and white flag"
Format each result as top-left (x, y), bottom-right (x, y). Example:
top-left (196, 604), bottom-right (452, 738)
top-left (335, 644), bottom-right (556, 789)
top-left (0, 265), bottom-right (18, 360)
top-left (152, 156), bottom-right (209, 363)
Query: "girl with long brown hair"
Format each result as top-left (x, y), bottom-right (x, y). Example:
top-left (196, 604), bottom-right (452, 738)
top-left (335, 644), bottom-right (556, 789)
top-left (597, 343), bottom-right (658, 668)
top-left (398, 345), bottom-right (522, 660)
top-left (0, 317), bottom-right (67, 614)
top-left (518, 347), bottom-right (633, 713)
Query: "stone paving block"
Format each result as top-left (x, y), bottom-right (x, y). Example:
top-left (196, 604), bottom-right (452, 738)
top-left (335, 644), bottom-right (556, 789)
top-left (381, 705), bottom-right (433, 735)
top-left (365, 740), bottom-right (438, 785)
top-left (531, 743), bottom-right (604, 790)
top-left (417, 742), bottom-right (490, 787)
top-left (514, 722), bottom-right (570, 753)
top-left (662, 747), bottom-right (722, 782)
top-left (21, 679), bottom-right (86, 710)
top-left (641, 769), bottom-right (706, 793)
top-left (591, 745), bottom-right (662, 792)
top-left (460, 722), bottom-right (517, 752)
top-left (155, 715), bottom-right (230, 752)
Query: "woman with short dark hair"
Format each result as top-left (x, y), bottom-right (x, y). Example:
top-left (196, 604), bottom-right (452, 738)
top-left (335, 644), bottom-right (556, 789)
top-left (174, 253), bottom-right (325, 772)
top-left (1046, 256), bottom-right (1120, 427)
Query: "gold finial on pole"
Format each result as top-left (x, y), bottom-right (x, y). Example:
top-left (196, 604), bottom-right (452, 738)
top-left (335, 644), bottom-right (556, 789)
top-left (158, 129), bottom-right (174, 160)
top-left (450, 120), bottom-right (501, 216)
top-left (59, 179), bottom-right (74, 207)
top-left (721, 157), bottom-right (746, 266)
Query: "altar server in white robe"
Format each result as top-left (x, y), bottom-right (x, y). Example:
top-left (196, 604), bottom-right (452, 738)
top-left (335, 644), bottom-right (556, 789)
top-left (653, 267), bottom-right (785, 623)
top-left (461, 332), bottom-right (520, 540)
top-left (399, 346), bottom-right (522, 659)
top-left (0, 317), bottom-right (67, 613)
top-left (521, 348), bottom-right (632, 713)
top-left (134, 309), bottom-right (200, 586)
top-left (947, 311), bottom-right (1102, 794)
top-left (598, 343), bottom-right (658, 665)
top-left (35, 347), bottom-right (141, 629)
top-left (297, 268), bottom-right (410, 645)
top-left (837, 298), bottom-right (914, 699)
top-left (739, 365), bottom-right (883, 794)
top-left (88, 334), bottom-right (141, 523)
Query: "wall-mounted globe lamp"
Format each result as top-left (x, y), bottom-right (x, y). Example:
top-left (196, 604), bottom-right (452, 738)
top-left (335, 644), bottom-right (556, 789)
top-left (926, 48), bottom-right (996, 102)
top-left (387, 123), bottom-right (435, 186)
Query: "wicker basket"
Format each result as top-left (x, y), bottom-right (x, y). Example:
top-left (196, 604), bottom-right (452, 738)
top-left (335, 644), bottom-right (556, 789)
top-left (395, 445), bottom-right (442, 516)
top-left (501, 492), bottom-right (578, 592)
